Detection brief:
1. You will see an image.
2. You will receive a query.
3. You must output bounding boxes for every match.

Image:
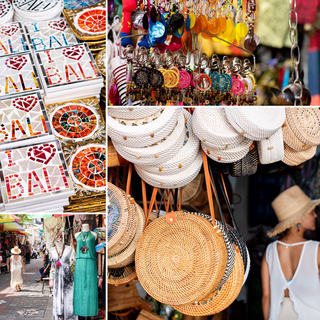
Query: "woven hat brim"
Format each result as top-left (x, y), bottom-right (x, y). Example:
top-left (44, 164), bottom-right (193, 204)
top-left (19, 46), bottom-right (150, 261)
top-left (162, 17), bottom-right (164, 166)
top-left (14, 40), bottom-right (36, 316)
top-left (11, 248), bottom-right (21, 254)
top-left (268, 199), bottom-right (320, 237)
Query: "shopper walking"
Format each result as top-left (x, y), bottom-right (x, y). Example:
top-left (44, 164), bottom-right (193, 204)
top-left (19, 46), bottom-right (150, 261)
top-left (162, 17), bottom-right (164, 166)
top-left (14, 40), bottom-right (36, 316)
top-left (6, 245), bottom-right (11, 273)
top-left (10, 246), bottom-right (25, 292)
top-left (25, 241), bottom-right (31, 264)
top-left (261, 186), bottom-right (320, 320)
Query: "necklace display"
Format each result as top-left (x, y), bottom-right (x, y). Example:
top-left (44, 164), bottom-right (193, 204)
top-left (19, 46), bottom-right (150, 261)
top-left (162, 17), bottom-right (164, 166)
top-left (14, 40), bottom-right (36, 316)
top-left (80, 231), bottom-right (90, 253)
top-left (55, 243), bottom-right (65, 270)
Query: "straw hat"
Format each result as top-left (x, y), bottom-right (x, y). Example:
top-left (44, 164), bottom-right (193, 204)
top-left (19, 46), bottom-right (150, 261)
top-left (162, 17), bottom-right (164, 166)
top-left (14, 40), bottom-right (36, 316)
top-left (268, 185), bottom-right (320, 237)
top-left (11, 246), bottom-right (21, 254)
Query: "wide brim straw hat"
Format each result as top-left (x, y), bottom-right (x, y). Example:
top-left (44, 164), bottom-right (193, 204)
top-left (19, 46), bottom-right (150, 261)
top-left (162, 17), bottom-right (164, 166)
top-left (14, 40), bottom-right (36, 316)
top-left (192, 107), bottom-right (245, 147)
top-left (11, 246), bottom-right (21, 254)
top-left (268, 185), bottom-right (320, 237)
top-left (283, 143), bottom-right (317, 166)
top-left (224, 107), bottom-right (286, 141)
top-left (108, 108), bottom-right (180, 147)
top-left (285, 107), bottom-right (320, 146)
top-left (135, 109), bottom-right (200, 175)
top-left (257, 128), bottom-right (285, 165)
top-left (108, 107), bottom-right (162, 119)
top-left (113, 110), bottom-right (186, 165)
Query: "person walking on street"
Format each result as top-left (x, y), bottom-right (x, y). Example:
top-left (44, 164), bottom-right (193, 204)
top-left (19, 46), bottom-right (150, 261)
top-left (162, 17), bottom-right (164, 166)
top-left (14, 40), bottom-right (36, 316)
top-left (25, 242), bottom-right (31, 264)
top-left (10, 246), bottom-right (25, 292)
top-left (6, 245), bottom-right (11, 273)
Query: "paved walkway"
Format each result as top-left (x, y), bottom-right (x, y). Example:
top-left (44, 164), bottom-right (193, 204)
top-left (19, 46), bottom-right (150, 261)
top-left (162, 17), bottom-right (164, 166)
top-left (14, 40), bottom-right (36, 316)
top-left (0, 258), bottom-right (53, 320)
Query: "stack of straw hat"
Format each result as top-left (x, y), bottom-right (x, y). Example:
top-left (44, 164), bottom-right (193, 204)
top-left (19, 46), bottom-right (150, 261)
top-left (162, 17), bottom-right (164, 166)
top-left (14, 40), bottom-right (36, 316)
top-left (282, 108), bottom-right (320, 166)
top-left (107, 182), bottom-right (145, 285)
top-left (108, 107), bottom-right (202, 189)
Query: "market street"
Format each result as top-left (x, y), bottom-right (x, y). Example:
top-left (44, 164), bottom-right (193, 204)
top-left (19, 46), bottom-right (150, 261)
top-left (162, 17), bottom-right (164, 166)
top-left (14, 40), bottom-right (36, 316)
top-left (0, 258), bottom-right (53, 319)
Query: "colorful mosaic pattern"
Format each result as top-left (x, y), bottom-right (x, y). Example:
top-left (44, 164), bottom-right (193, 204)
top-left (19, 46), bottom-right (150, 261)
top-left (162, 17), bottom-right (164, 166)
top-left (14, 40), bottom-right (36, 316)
top-left (108, 202), bottom-right (119, 236)
top-left (0, 140), bottom-right (71, 203)
top-left (0, 53), bottom-right (41, 98)
top-left (0, 92), bottom-right (50, 144)
top-left (71, 144), bottom-right (105, 190)
top-left (36, 44), bottom-right (100, 87)
top-left (64, 0), bottom-right (101, 10)
top-left (12, 0), bottom-right (61, 13)
top-left (0, 0), bottom-right (11, 18)
top-left (74, 8), bottom-right (106, 35)
top-left (0, 22), bottom-right (28, 57)
top-left (25, 18), bottom-right (78, 51)
top-left (51, 104), bottom-right (98, 140)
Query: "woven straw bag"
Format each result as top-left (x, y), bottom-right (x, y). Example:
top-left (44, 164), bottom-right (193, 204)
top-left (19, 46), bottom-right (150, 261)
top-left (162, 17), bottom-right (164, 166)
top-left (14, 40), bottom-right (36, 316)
top-left (257, 129), bottom-right (285, 164)
top-left (231, 145), bottom-right (259, 177)
top-left (202, 138), bottom-right (253, 163)
top-left (135, 151), bottom-right (203, 189)
top-left (283, 143), bottom-right (317, 166)
top-left (108, 108), bottom-right (180, 148)
top-left (108, 262), bottom-right (137, 285)
top-left (108, 140), bottom-right (130, 167)
top-left (108, 182), bottom-right (130, 252)
top-left (135, 109), bottom-right (200, 175)
top-left (112, 110), bottom-right (186, 165)
top-left (285, 107), bottom-right (320, 147)
top-left (108, 203), bottom-right (145, 268)
top-left (208, 157), bottom-right (232, 174)
top-left (108, 107), bottom-right (162, 119)
top-left (192, 107), bottom-right (245, 147)
top-left (135, 212), bottom-right (227, 306)
top-left (225, 107), bottom-right (286, 141)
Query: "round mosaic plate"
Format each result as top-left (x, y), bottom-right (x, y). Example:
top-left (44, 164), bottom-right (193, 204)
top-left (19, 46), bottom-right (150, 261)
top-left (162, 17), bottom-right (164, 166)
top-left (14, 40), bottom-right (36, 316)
top-left (50, 103), bottom-right (99, 140)
top-left (74, 7), bottom-right (106, 35)
top-left (0, 0), bottom-right (11, 19)
top-left (71, 144), bottom-right (106, 190)
top-left (13, 0), bottom-right (61, 13)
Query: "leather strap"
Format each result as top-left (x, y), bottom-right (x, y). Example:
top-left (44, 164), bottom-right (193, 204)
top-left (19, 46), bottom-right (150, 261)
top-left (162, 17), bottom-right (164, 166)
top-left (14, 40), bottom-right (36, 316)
top-left (125, 163), bottom-right (132, 195)
top-left (166, 211), bottom-right (176, 224)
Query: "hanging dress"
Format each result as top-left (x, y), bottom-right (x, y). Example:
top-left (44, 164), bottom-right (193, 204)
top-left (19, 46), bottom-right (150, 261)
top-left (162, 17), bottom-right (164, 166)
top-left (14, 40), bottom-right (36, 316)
top-left (51, 246), bottom-right (76, 320)
top-left (10, 255), bottom-right (23, 289)
top-left (74, 231), bottom-right (98, 317)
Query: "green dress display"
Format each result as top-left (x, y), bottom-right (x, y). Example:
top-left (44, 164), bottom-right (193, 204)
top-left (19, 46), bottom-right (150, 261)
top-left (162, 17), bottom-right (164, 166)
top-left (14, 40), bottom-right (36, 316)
top-left (74, 231), bottom-right (98, 317)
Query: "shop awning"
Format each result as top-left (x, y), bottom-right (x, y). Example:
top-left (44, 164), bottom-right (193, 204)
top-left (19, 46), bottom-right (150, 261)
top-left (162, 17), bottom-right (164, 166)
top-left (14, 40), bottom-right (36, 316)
top-left (0, 222), bottom-right (26, 232)
top-left (0, 214), bottom-right (21, 223)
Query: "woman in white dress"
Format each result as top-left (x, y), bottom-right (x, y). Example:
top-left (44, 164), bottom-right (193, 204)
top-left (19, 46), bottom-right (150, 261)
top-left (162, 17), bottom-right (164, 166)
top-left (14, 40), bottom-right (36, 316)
top-left (10, 246), bottom-right (25, 292)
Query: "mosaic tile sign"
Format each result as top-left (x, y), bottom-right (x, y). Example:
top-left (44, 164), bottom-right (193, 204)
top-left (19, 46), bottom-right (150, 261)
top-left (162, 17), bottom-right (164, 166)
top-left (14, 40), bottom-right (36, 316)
top-left (45, 96), bottom-right (105, 142)
top-left (0, 92), bottom-right (52, 148)
top-left (0, 22), bottom-right (29, 57)
top-left (0, 53), bottom-right (42, 98)
top-left (36, 44), bottom-right (101, 89)
top-left (25, 18), bottom-right (78, 51)
top-left (0, 139), bottom-right (74, 208)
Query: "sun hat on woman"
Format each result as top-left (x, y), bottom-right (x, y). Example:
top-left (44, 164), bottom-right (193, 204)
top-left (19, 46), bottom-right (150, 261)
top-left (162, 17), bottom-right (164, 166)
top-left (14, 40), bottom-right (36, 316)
top-left (11, 246), bottom-right (21, 255)
top-left (268, 185), bottom-right (320, 237)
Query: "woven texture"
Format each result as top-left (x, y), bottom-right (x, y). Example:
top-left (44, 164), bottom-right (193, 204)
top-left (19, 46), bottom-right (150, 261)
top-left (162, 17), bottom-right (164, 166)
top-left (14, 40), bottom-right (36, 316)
top-left (285, 107), bottom-right (320, 146)
top-left (173, 246), bottom-right (244, 316)
top-left (231, 146), bottom-right (259, 177)
top-left (225, 107), bottom-right (286, 140)
top-left (108, 203), bottom-right (145, 268)
top-left (108, 183), bottom-right (129, 251)
top-left (282, 119), bottom-right (311, 151)
top-left (283, 143), bottom-right (317, 166)
top-left (257, 129), bottom-right (285, 164)
top-left (108, 107), bottom-right (162, 119)
top-left (108, 262), bottom-right (137, 285)
top-left (192, 107), bottom-right (245, 147)
top-left (135, 212), bottom-right (227, 306)
top-left (208, 157), bottom-right (232, 174)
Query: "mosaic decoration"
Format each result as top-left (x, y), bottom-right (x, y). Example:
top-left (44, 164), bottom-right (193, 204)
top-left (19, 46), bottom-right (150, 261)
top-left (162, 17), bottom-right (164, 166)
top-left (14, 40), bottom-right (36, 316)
top-left (94, 47), bottom-right (105, 77)
top-left (64, 0), bottom-right (101, 10)
top-left (0, 53), bottom-right (42, 98)
top-left (36, 44), bottom-right (101, 88)
top-left (0, 92), bottom-right (52, 147)
top-left (0, 139), bottom-right (73, 208)
top-left (25, 18), bottom-right (78, 51)
top-left (45, 96), bottom-right (105, 142)
top-left (0, 0), bottom-right (13, 24)
top-left (74, 8), bottom-right (106, 35)
top-left (12, 0), bottom-right (61, 13)
top-left (70, 144), bottom-right (105, 190)
top-left (108, 202), bottom-right (119, 236)
top-left (0, 22), bottom-right (28, 57)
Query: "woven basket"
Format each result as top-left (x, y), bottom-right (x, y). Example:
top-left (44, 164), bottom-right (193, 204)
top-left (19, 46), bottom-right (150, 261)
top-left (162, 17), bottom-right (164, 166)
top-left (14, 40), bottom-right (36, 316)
top-left (108, 140), bottom-right (130, 167)
top-left (202, 138), bottom-right (252, 163)
top-left (108, 108), bottom-right (180, 147)
top-left (285, 107), bottom-right (320, 146)
top-left (108, 107), bottom-right (162, 119)
top-left (108, 183), bottom-right (129, 252)
top-left (137, 310), bottom-right (165, 320)
top-left (283, 143), bottom-right (317, 166)
top-left (108, 202), bottom-right (145, 266)
top-left (135, 109), bottom-right (200, 175)
top-left (173, 245), bottom-right (244, 316)
top-left (257, 129), bottom-right (284, 164)
top-left (192, 108), bottom-right (244, 147)
top-left (108, 262), bottom-right (137, 286)
top-left (243, 246), bottom-right (251, 285)
top-left (135, 212), bottom-right (227, 306)
top-left (208, 157), bottom-right (232, 174)
top-left (231, 145), bottom-right (259, 177)
top-left (112, 110), bottom-right (186, 165)
top-left (225, 107), bottom-right (286, 141)
top-left (282, 119), bottom-right (311, 152)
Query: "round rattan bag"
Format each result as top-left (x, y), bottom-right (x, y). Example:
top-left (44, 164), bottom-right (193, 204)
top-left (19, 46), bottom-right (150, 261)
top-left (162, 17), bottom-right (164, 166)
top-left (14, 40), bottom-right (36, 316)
top-left (108, 262), bottom-right (137, 285)
top-left (135, 212), bottom-right (227, 306)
